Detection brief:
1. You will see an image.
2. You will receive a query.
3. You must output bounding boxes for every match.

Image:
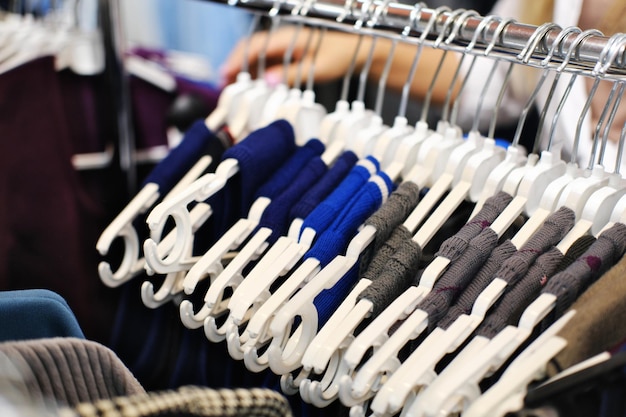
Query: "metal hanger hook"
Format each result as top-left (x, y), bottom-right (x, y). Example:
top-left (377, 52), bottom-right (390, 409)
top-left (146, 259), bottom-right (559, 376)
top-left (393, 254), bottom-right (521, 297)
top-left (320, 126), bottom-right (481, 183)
top-left (518, 22), bottom-right (562, 63)
top-left (445, 9), bottom-right (479, 46)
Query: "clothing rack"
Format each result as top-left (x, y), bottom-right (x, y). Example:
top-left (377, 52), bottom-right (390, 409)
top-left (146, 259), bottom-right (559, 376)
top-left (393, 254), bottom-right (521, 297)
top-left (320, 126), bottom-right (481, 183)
top-left (203, 0), bottom-right (626, 79)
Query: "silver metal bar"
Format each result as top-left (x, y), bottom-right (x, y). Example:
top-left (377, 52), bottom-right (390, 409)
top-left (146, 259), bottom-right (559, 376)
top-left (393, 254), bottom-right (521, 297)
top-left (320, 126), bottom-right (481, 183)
top-left (207, 0), bottom-right (626, 78)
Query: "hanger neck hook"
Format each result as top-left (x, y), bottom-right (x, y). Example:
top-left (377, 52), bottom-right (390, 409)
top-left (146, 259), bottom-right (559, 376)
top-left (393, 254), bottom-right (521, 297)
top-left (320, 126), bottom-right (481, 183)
top-left (397, 3), bottom-right (440, 119)
top-left (241, 14), bottom-right (263, 75)
top-left (339, 0), bottom-right (363, 101)
top-left (532, 26), bottom-right (582, 153)
top-left (437, 9), bottom-right (478, 123)
top-left (486, 18), bottom-right (517, 138)
top-left (354, 0), bottom-right (381, 103)
top-left (548, 29), bottom-right (603, 163)
top-left (449, 14), bottom-right (502, 130)
top-left (306, 26), bottom-right (326, 91)
top-left (372, 0), bottom-right (395, 116)
top-left (598, 81), bottom-right (625, 168)
top-left (448, 11), bottom-right (494, 127)
top-left (575, 32), bottom-right (625, 166)
top-left (418, 7), bottom-right (465, 123)
top-left (510, 22), bottom-right (563, 149)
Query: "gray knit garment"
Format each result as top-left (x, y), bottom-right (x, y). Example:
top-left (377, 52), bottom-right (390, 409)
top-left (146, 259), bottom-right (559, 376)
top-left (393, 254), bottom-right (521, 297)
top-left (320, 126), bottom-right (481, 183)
top-left (435, 191), bottom-right (512, 261)
top-left (554, 234), bottom-right (596, 273)
top-left (0, 338), bottom-right (145, 407)
top-left (361, 226), bottom-right (408, 283)
top-left (476, 246), bottom-right (565, 339)
top-left (542, 222), bottom-right (626, 326)
top-left (437, 239), bottom-right (518, 330)
top-left (359, 181), bottom-right (421, 276)
top-left (357, 225), bottom-right (422, 316)
top-left (417, 227), bottom-right (500, 332)
top-left (495, 206), bottom-right (575, 287)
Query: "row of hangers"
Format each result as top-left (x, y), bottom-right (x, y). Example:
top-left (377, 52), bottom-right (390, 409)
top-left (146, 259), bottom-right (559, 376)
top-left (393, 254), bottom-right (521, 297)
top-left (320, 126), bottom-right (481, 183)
top-left (0, 0), bottom-right (103, 75)
top-left (97, 1), bottom-right (626, 416)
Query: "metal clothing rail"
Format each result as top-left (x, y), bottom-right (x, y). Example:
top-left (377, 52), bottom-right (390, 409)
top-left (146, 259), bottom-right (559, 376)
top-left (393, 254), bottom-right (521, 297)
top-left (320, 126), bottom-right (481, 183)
top-left (205, 0), bottom-right (626, 79)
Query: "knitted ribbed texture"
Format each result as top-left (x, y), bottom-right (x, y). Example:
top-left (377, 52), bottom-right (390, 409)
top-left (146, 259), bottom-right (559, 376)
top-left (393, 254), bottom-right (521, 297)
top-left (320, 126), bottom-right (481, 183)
top-left (546, 251), bottom-right (626, 377)
top-left (254, 138), bottom-right (325, 201)
top-left (438, 239), bottom-right (518, 330)
top-left (220, 119), bottom-right (297, 217)
top-left (309, 174), bottom-right (392, 327)
top-left (476, 246), bottom-right (564, 339)
top-left (543, 223), bottom-right (626, 323)
top-left (359, 182), bottom-right (421, 275)
top-left (257, 157), bottom-right (328, 244)
top-left (495, 207), bottom-right (575, 286)
top-left (435, 191), bottom-right (512, 261)
top-left (305, 173), bottom-right (392, 267)
top-left (418, 227), bottom-right (500, 332)
top-left (356, 225), bottom-right (422, 316)
top-left (360, 226), bottom-right (410, 284)
top-left (554, 234), bottom-right (597, 273)
top-left (142, 119), bottom-right (218, 193)
top-left (62, 386), bottom-right (292, 417)
top-left (300, 157), bottom-right (379, 238)
top-left (0, 338), bottom-right (145, 407)
top-left (288, 151), bottom-right (358, 221)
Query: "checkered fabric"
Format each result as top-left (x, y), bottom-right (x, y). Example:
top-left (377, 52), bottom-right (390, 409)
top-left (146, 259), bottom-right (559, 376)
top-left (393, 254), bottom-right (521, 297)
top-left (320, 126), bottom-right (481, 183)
top-left (59, 386), bottom-right (293, 417)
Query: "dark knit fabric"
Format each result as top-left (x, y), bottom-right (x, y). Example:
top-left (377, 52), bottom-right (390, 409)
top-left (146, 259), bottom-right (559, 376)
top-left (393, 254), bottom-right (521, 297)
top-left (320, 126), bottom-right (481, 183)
top-left (288, 151), bottom-right (358, 222)
top-left (418, 227), bottom-right (500, 332)
top-left (356, 225), bottom-right (422, 317)
top-left (141, 119), bottom-right (220, 194)
top-left (476, 246), bottom-right (565, 339)
top-left (543, 223), bottom-right (626, 325)
top-left (359, 181), bottom-right (421, 275)
top-left (554, 234), bottom-right (597, 273)
top-left (360, 226), bottom-right (409, 284)
top-left (219, 119), bottom-right (297, 218)
top-left (435, 191), bottom-right (512, 261)
top-left (254, 138), bottom-right (325, 201)
top-left (437, 239), bottom-right (518, 330)
top-left (300, 157), bottom-right (379, 238)
top-left (547, 252), bottom-right (626, 377)
top-left (257, 156), bottom-right (328, 244)
top-left (496, 207), bottom-right (575, 287)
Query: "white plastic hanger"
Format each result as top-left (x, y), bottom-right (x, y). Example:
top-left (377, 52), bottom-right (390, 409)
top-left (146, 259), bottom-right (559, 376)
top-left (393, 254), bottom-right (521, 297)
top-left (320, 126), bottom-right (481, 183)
top-left (401, 36), bottom-right (626, 417)
top-left (205, 15), bottom-right (260, 132)
top-left (549, 34), bottom-right (626, 253)
top-left (332, 0), bottom-right (383, 148)
top-left (228, 17), bottom-right (277, 140)
top-left (498, 22), bottom-right (563, 198)
top-left (319, 24), bottom-right (364, 144)
top-left (142, 159), bottom-right (239, 276)
top-left (265, 175), bottom-right (390, 377)
top-left (294, 6), bottom-right (443, 406)
top-left (288, 27), bottom-right (328, 144)
top-left (368, 24), bottom-right (587, 416)
top-left (333, 20), bottom-right (513, 412)
top-left (462, 314), bottom-right (582, 417)
top-left (259, 21), bottom-right (304, 126)
top-left (301, 13), bottom-right (494, 410)
top-left (221, 1), bottom-right (397, 362)
top-left (399, 9), bottom-right (479, 218)
top-left (416, 310), bottom-right (576, 417)
top-left (233, 158), bottom-right (379, 372)
top-left (97, 153), bottom-right (215, 288)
